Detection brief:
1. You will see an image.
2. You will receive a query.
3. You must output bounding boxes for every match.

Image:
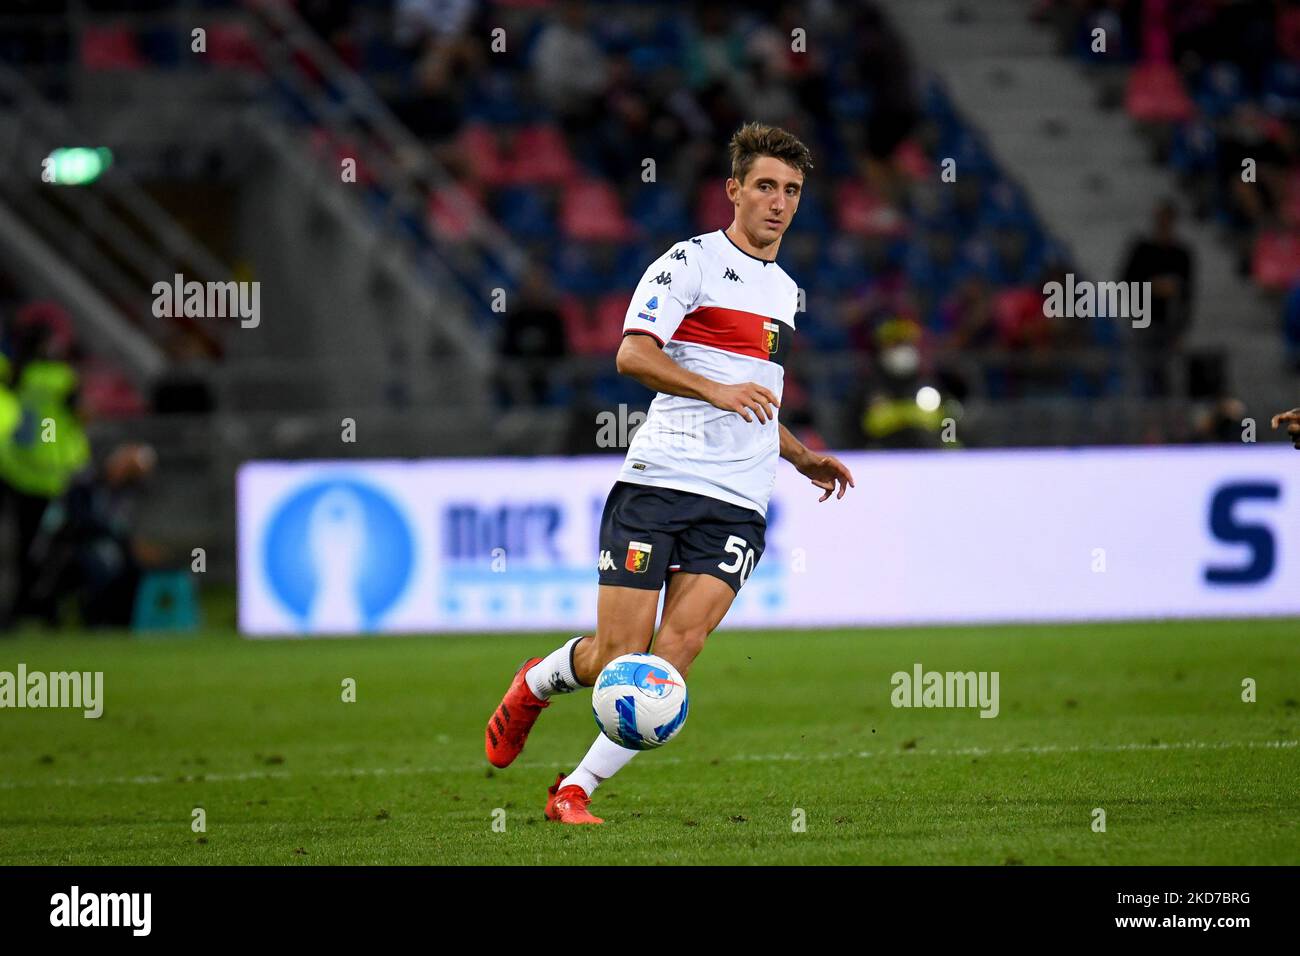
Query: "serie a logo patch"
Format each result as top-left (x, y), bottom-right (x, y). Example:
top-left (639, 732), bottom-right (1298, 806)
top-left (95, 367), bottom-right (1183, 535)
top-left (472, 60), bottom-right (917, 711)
top-left (763, 320), bottom-right (779, 355)
top-left (625, 540), bottom-right (652, 573)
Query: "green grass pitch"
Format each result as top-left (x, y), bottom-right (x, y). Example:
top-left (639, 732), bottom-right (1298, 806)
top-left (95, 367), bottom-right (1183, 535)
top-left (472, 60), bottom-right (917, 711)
top-left (0, 618), bottom-right (1296, 865)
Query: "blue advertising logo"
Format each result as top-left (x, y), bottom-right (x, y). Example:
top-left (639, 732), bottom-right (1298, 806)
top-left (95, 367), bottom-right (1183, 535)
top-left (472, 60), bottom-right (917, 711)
top-left (263, 479), bottom-right (414, 630)
top-left (1205, 481), bottom-right (1280, 585)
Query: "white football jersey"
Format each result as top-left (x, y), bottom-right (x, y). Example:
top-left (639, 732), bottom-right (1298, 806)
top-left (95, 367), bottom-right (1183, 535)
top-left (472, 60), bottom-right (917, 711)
top-left (618, 229), bottom-right (798, 516)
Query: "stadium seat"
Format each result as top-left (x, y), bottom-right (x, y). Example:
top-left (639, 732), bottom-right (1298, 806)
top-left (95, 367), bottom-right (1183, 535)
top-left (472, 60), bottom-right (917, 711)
top-left (629, 187), bottom-right (692, 237)
top-left (1195, 62), bottom-right (1246, 119)
top-left (590, 292), bottom-right (635, 354)
top-left (694, 180), bottom-right (735, 233)
top-left (558, 294), bottom-right (598, 355)
top-left (79, 25), bottom-right (145, 71)
top-left (836, 178), bottom-right (906, 237)
top-left (561, 180), bottom-right (633, 241)
top-left (511, 124), bottom-right (577, 185)
top-left (1125, 61), bottom-right (1194, 123)
top-left (457, 124), bottom-right (512, 187)
top-left (427, 182), bottom-right (486, 242)
top-left (1251, 230), bottom-right (1300, 289)
top-left (207, 22), bottom-right (262, 72)
top-left (493, 186), bottom-right (555, 240)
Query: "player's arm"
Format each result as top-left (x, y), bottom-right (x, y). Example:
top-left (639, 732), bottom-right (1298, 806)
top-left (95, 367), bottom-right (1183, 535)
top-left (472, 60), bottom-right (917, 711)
top-left (779, 422), bottom-right (855, 501)
top-left (616, 334), bottom-right (779, 423)
top-left (617, 241), bottom-right (779, 423)
top-left (1271, 407), bottom-right (1300, 448)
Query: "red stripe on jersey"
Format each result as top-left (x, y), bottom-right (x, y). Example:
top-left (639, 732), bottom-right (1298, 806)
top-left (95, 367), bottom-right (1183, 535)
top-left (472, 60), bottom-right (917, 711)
top-left (672, 306), bottom-right (773, 359)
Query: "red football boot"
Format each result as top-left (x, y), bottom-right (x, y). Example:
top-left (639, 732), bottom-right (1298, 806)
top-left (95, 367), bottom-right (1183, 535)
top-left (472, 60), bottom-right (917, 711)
top-left (484, 657), bottom-right (549, 769)
top-left (544, 773), bottom-right (604, 825)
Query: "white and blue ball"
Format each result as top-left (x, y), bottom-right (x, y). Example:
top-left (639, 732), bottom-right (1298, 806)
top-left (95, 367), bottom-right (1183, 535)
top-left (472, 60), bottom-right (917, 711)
top-left (591, 653), bottom-right (689, 750)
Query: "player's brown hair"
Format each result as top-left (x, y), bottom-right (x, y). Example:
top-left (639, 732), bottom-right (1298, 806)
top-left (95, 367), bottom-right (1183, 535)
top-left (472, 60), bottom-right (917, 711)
top-left (728, 122), bottom-right (814, 185)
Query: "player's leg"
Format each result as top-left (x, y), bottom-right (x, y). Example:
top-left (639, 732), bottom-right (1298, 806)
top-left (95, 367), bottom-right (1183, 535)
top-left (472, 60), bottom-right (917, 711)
top-left (652, 495), bottom-right (764, 675)
top-left (549, 572), bottom-right (738, 820)
top-left (552, 502), bottom-right (761, 816)
top-left (650, 571), bottom-right (738, 677)
top-left (486, 482), bottom-right (674, 770)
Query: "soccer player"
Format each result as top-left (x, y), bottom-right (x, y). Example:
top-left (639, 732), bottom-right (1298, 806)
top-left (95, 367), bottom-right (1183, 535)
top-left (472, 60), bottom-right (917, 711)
top-left (484, 122), bottom-right (855, 824)
top-left (1272, 407), bottom-right (1300, 448)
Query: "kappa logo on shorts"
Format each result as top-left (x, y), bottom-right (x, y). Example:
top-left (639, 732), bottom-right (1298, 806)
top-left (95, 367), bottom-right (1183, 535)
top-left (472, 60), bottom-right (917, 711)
top-left (598, 550), bottom-right (617, 572)
top-left (625, 541), bottom-right (653, 573)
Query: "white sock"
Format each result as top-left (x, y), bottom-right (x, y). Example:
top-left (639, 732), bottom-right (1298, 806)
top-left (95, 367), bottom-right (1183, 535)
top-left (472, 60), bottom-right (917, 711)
top-left (525, 635), bottom-right (587, 700)
top-left (562, 733), bottom-right (639, 796)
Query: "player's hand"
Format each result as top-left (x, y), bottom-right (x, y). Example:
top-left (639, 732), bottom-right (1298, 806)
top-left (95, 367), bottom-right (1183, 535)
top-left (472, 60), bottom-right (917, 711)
top-left (1270, 407), bottom-right (1300, 448)
top-left (796, 452), bottom-right (855, 501)
top-left (708, 381), bottom-right (780, 423)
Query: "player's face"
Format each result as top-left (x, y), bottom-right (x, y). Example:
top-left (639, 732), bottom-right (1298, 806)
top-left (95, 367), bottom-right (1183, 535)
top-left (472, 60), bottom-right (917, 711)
top-left (730, 156), bottom-right (803, 245)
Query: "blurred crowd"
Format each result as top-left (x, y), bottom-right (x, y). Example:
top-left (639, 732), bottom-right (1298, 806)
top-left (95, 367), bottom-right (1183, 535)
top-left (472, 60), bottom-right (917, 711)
top-left (1, 0), bottom-right (1265, 450)
top-left (1041, 0), bottom-right (1300, 374)
top-left (292, 0), bottom-right (1136, 448)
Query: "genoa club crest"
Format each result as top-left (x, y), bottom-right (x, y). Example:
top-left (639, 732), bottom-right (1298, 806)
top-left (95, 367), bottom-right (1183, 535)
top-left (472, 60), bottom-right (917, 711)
top-left (763, 320), bottom-right (779, 355)
top-left (625, 540), bottom-right (652, 573)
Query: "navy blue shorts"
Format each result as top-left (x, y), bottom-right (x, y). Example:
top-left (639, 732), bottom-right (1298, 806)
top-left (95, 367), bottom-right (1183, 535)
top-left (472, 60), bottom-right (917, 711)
top-left (596, 481), bottom-right (766, 594)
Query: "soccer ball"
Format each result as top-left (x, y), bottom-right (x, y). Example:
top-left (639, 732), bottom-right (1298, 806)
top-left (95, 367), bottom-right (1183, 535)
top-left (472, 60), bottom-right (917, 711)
top-left (592, 653), bottom-right (689, 750)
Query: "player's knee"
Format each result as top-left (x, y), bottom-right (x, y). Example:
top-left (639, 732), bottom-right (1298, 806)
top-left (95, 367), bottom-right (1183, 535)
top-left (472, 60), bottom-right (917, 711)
top-left (654, 626), bottom-right (709, 675)
top-left (582, 631), bottom-right (648, 679)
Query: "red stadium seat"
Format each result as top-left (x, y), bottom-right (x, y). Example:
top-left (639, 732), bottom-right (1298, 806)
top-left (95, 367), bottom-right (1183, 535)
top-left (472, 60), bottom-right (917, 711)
top-left (1125, 61), bottom-right (1194, 123)
top-left (892, 138), bottom-right (933, 181)
top-left (1280, 6), bottom-right (1300, 62)
top-left (559, 294), bottom-right (603, 356)
top-left (1252, 230), bottom-right (1300, 289)
top-left (836, 179), bottom-right (906, 237)
top-left (510, 124), bottom-right (577, 185)
top-left (79, 25), bottom-right (145, 71)
top-left (207, 22), bottom-right (263, 71)
top-left (308, 128), bottom-right (374, 186)
top-left (458, 124), bottom-right (512, 187)
top-left (993, 287), bottom-right (1048, 347)
top-left (694, 181), bottom-right (734, 232)
top-left (79, 362), bottom-right (147, 419)
top-left (1282, 169), bottom-right (1300, 228)
top-left (561, 180), bottom-right (632, 241)
top-left (591, 292), bottom-right (635, 354)
top-left (427, 182), bottom-right (486, 242)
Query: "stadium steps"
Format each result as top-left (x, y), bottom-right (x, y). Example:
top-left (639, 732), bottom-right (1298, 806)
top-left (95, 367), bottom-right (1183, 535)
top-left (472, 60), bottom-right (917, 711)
top-left (883, 0), bottom-right (1293, 419)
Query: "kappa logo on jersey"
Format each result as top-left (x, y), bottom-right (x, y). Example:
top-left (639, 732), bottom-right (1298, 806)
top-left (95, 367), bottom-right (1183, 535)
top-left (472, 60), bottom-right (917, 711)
top-left (625, 540), bottom-right (653, 573)
top-left (723, 267), bottom-right (742, 282)
top-left (763, 320), bottom-right (779, 355)
top-left (598, 550), bottom-right (617, 572)
top-left (636, 296), bottom-right (659, 322)
top-left (690, 237), bottom-right (702, 245)
top-left (650, 272), bottom-right (672, 286)
top-left (668, 249), bottom-right (687, 262)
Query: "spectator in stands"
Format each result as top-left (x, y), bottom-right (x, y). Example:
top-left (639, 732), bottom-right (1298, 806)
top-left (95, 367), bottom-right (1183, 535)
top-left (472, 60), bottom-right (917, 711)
top-left (1191, 394), bottom-right (1247, 443)
top-left (1120, 199), bottom-right (1194, 395)
top-left (531, 1), bottom-right (609, 138)
top-left (498, 264), bottom-right (567, 406)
